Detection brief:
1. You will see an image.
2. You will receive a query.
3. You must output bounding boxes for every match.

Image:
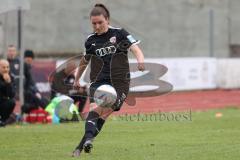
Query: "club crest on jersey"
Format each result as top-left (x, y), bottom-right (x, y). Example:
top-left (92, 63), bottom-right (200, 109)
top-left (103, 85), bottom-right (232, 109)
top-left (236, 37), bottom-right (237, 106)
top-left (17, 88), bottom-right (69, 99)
top-left (109, 36), bottom-right (116, 44)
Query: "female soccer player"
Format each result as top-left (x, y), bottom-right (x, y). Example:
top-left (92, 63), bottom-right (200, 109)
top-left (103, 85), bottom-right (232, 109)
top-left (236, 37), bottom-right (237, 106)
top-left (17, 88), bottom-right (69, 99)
top-left (72, 3), bottom-right (145, 157)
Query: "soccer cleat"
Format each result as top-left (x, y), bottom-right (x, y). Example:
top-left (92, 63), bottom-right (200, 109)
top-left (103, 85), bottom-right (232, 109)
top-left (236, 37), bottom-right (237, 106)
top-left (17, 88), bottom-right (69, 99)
top-left (72, 148), bottom-right (81, 157)
top-left (83, 139), bottom-right (93, 153)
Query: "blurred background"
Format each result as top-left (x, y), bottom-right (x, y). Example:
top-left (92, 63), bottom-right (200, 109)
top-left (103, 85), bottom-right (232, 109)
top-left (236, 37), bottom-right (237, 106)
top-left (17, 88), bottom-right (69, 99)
top-left (1, 0), bottom-right (240, 58)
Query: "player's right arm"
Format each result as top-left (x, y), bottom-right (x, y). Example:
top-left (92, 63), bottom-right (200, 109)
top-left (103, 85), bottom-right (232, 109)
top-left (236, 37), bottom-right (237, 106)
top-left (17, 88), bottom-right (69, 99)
top-left (73, 36), bottom-right (93, 90)
top-left (73, 56), bottom-right (89, 89)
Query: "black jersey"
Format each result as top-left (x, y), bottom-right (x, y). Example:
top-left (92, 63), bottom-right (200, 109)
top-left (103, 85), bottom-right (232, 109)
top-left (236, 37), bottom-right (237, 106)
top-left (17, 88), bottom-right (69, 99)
top-left (84, 26), bottom-right (139, 83)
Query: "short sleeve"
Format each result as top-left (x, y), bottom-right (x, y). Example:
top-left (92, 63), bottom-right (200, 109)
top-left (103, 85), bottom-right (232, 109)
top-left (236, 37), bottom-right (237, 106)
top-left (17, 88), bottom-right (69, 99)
top-left (119, 29), bottom-right (140, 48)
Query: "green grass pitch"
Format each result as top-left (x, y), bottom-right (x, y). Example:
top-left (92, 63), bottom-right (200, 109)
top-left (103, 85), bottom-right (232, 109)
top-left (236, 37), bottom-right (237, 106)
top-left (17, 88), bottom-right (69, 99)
top-left (0, 108), bottom-right (240, 160)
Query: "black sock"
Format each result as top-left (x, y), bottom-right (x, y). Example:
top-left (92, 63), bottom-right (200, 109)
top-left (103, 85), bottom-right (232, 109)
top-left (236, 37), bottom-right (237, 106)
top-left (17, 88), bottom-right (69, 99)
top-left (85, 111), bottom-right (99, 140)
top-left (94, 118), bottom-right (105, 137)
top-left (76, 135), bottom-right (86, 151)
top-left (75, 113), bottom-right (105, 151)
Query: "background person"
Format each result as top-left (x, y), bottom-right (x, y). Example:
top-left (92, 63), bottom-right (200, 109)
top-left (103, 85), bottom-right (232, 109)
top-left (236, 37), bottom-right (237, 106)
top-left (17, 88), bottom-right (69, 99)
top-left (0, 59), bottom-right (16, 127)
top-left (7, 45), bottom-right (31, 96)
top-left (21, 50), bottom-right (49, 114)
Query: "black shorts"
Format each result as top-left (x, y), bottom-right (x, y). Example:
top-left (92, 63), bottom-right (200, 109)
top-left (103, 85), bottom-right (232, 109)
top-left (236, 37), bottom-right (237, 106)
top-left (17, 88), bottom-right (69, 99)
top-left (89, 80), bottom-right (129, 111)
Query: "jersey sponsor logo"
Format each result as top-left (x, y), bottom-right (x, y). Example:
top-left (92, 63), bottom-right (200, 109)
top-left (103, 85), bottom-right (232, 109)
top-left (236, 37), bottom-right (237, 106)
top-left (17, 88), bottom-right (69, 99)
top-left (95, 45), bottom-right (117, 57)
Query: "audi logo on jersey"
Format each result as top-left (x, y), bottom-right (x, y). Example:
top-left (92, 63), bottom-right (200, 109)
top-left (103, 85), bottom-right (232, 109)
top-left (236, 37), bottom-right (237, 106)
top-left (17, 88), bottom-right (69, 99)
top-left (95, 45), bottom-right (117, 57)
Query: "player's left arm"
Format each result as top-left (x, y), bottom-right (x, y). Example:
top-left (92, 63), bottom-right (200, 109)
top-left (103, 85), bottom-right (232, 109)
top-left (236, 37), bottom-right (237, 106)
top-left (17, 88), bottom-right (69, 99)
top-left (130, 44), bottom-right (145, 71)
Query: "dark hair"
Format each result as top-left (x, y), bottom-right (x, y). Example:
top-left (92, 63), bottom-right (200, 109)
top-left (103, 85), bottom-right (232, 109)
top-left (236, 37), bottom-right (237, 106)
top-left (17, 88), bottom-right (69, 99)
top-left (90, 3), bottom-right (110, 19)
top-left (24, 50), bottom-right (35, 59)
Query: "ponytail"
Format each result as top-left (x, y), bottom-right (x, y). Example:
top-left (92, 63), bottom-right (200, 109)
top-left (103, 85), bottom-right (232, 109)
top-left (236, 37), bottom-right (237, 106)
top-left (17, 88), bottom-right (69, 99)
top-left (90, 3), bottom-right (110, 19)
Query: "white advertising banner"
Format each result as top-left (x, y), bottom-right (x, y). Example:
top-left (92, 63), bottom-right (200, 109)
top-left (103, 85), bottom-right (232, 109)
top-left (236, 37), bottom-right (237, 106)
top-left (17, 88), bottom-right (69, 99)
top-left (217, 59), bottom-right (240, 89)
top-left (130, 58), bottom-right (217, 91)
top-left (56, 57), bottom-right (240, 91)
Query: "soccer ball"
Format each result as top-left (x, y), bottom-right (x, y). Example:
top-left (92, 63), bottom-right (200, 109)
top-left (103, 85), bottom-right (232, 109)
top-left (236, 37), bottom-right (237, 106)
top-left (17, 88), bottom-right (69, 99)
top-left (94, 84), bottom-right (117, 108)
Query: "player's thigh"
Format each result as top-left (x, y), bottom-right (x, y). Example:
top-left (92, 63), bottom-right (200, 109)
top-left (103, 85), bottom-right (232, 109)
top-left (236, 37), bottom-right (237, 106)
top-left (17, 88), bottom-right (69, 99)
top-left (112, 80), bottom-right (130, 111)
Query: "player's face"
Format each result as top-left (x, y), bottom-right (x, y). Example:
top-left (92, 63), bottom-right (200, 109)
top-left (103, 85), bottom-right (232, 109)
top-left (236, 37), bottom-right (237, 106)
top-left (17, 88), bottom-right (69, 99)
top-left (90, 15), bottom-right (109, 34)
